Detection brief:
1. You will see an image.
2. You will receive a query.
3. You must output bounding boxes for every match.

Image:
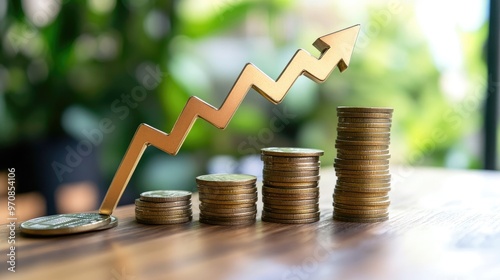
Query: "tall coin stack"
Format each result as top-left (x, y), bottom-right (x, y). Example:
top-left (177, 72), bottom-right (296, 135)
top-left (333, 106), bottom-right (393, 223)
top-left (261, 147), bottom-right (323, 224)
top-left (196, 174), bottom-right (257, 226)
top-left (135, 190), bottom-right (193, 225)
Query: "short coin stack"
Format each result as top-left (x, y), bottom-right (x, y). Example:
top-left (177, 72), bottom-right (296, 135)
top-left (196, 174), bottom-right (257, 226)
top-left (135, 190), bottom-right (193, 225)
top-left (261, 147), bottom-right (323, 224)
top-left (333, 106), bottom-right (393, 223)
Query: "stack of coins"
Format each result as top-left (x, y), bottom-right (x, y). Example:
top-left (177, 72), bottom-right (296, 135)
top-left (196, 174), bottom-right (257, 226)
top-left (261, 147), bottom-right (323, 224)
top-left (135, 190), bottom-right (193, 225)
top-left (333, 106), bottom-right (393, 223)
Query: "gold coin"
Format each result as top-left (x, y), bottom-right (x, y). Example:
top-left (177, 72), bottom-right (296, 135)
top-left (261, 147), bottom-right (324, 157)
top-left (337, 174), bottom-right (391, 180)
top-left (263, 175), bottom-right (320, 183)
top-left (333, 202), bottom-right (388, 211)
top-left (135, 208), bottom-right (192, 216)
top-left (336, 153), bottom-right (391, 160)
top-left (336, 139), bottom-right (390, 146)
top-left (261, 216), bottom-right (319, 224)
top-left (265, 203), bottom-right (319, 210)
top-left (199, 214), bottom-right (256, 222)
top-left (338, 117), bottom-right (392, 123)
top-left (334, 163), bottom-right (389, 171)
top-left (196, 174), bottom-right (257, 186)
top-left (263, 198), bottom-right (317, 206)
top-left (333, 214), bottom-right (388, 223)
top-left (199, 218), bottom-right (255, 226)
top-left (197, 186), bottom-right (257, 195)
top-left (336, 136), bottom-right (391, 143)
top-left (335, 143), bottom-right (390, 150)
top-left (337, 112), bottom-right (393, 119)
top-left (135, 205), bottom-right (192, 213)
top-left (264, 161), bottom-right (320, 168)
top-left (333, 199), bottom-right (391, 207)
top-left (263, 165), bottom-right (320, 173)
top-left (335, 184), bottom-right (391, 193)
top-left (199, 193), bottom-right (258, 201)
top-left (136, 216), bottom-right (192, 225)
top-left (200, 198), bottom-right (258, 205)
top-left (335, 180), bottom-right (391, 188)
top-left (337, 106), bottom-right (394, 113)
top-left (338, 122), bottom-right (392, 129)
top-left (20, 213), bottom-right (111, 236)
top-left (263, 206), bottom-right (319, 214)
top-left (334, 190), bottom-right (389, 199)
top-left (263, 181), bottom-right (319, 188)
top-left (335, 169), bottom-right (390, 176)
top-left (262, 186), bottom-right (319, 194)
top-left (200, 210), bottom-right (257, 218)
top-left (136, 213), bottom-right (192, 220)
top-left (337, 126), bottom-right (391, 133)
top-left (262, 211), bottom-right (320, 220)
top-left (200, 202), bottom-right (256, 209)
top-left (263, 192), bottom-right (319, 200)
top-left (263, 169), bottom-right (320, 177)
top-left (333, 207), bottom-right (388, 216)
top-left (199, 204), bottom-right (256, 214)
top-left (335, 158), bottom-right (389, 165)
top-left (140, 190), bottom-right (192, 202)
top-left (134, 198), bottom-right (191, 208)
top-left (261, 155), bottom-right (320, 163)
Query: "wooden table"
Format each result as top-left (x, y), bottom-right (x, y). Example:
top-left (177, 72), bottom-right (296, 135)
top-left (2, 167), bottom-right (500, 280)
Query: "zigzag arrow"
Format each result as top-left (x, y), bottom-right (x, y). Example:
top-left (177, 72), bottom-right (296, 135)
top-left (99, 25), bottom-right (360, 215)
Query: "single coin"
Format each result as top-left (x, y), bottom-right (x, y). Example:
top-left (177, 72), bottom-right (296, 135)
top-left (338, 122), bottom-right (392, 129)
top-left (334, 163), bottom-right (389, 171)
top-left (199, 214), bottom-right (256, 222)
top-left (335, 169), bottom-right (390, 176)
top-left (336, 149), bottom-right (389, 155)
top-left (333, 207), bottom-right (388, 216)
top-left (336, 153), bottom-right (391, 160)
top-left (262, 186), bottom-right (319, 194)
top-left (337, 126), bottom-right (391, 133)
top-left (332, 202), bottom-right (388, 211)
top-left (263, 206), bottom-right (319, 214)
top-left (135, 208), bottom-right (192, 216)
top-left (335, 180), bottom-right (391, 188)
top-left (136, 213), bottom-right (192, 220)
top-left (197, 186), bottom-right (257, 195)
top-left (261, 155), bottom-right (320, 163)
top-left (263, 175), bottom-right (320, 183)
top-left (263, 181), bottom-right (319, 188)
top-left (199, 218), bottom-right (255, 226)
top-left (199, 193), bottom-right (257, 201)
top-left (335, 143), bottom-right (390, 150)
top-left (261, 216), bottom-right (319, 224)
top-left (200, 210), bottom-right (257, 218)
top-left (263, 198), bottom-right (318, 206)
top-left (337, 106), bottom-right (394, 113)
top-left (135, 198), bottom-right (191, 208)
top-left (337, 175), bottom-right (391, 182)
top-left (200, 198), bottom-right (258, 205)
top-left (199, 204), bottom-right (256, 214)
top-left (334, 190), bottom-right (390, 199)
top-left (135, 204), bottom-right (192, 212)
top-left (263, 192), bottom-right (319, 200)
top-left (265, 203), bottom-right (319, 210)
top-left (333, 197), bottom-right (390, 206)
top-left (338, 117), bottom-right (392, 123)
top-left (20, 213), bottom-right (111, 236)
top-left (196, 174), bottom-right (257, 186)
top-left (140, 190), bottom-right (192, 202)
top-left (264, 161), bottom-right (320, 168)
top-left (263, 169), bottom-right (320, 177)
top-left (136, 216), bottom-right (192, 225)
top-left (333, 211), bottom-right (389, 220)
top-left (333, 214), bottom-right (388, 223)
top-left (263, 165), bottom-right (320, 172)
top-left (200, 202), bottom-right (256, 209)
top-left (337, 133), bottom-right (391, 140)
top-left (334, 158), bottom-right (390, 165)
top-left (262, 211), bottom-right (320, 220)
top-left (335, 185), bottom-right (391, 193)
top-left (336, 139), bottom-right (390, 146)
top-left (337, 112), bottom-right (393, 119)
top-left (261, 147), bottom-right (324, 157)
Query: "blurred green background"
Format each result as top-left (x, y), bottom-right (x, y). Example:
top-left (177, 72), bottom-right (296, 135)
top-left (0, 0), bottom-right (496, 216)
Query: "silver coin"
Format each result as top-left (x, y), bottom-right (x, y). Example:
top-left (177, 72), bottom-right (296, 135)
top-left (20, 213), bottom-right (111, 236)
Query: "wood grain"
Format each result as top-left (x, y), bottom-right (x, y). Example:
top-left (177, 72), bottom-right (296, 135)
top-left (1, 167), bottom-right (500, 280)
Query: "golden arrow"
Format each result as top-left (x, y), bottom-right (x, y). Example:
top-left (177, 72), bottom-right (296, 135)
top-left (99, 25), bottom-right (360, 215)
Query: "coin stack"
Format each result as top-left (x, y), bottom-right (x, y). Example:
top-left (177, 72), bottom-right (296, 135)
top-left (333, 106), bottom-right (393, 223)
top-left (261, 147), bottom-right (323, 224)
top-left (196, 174), bottom-right (257, 226)
top-left (135, 190), bottom-right (193, 225)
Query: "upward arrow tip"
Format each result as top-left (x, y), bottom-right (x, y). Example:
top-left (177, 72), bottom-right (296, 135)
top-left (314, 24), bottom-right (360, 72)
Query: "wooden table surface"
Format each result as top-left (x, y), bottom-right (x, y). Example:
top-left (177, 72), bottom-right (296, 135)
top-left (1, 167), bottom-right (500, 280)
